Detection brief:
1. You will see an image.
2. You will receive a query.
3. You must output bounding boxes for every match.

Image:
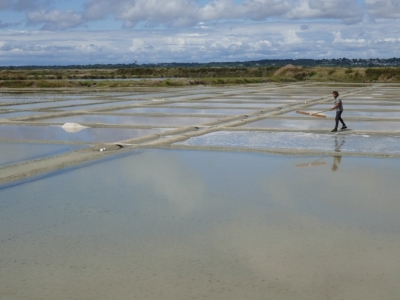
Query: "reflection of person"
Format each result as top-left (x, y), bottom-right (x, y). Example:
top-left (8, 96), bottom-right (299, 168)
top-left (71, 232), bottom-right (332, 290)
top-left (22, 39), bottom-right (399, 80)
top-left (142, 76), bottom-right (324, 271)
top-left (332, 156), bottom-right (341, 172)
top-left (330, 91), bottom-right (347, 132)
top-left (332, 135), bottom-right (345, 171)
top-left (334, 135), bottom-right (345, 152)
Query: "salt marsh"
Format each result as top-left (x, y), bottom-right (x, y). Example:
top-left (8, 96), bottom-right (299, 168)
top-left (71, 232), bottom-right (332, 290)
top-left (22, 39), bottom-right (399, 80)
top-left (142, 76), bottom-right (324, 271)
top-left (1, 82), bottom-right (400, 300)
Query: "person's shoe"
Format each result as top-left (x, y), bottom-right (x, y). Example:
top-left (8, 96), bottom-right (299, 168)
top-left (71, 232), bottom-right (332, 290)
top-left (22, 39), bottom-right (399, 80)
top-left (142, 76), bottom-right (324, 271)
top-left (341, 125), bottom-right (347, 129)
top-left (331, 128), bottom-right (338, 132)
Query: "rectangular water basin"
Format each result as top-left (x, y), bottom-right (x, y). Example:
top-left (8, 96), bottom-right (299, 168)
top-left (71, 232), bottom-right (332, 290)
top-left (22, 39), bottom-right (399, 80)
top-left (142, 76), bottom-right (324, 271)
top-left (166, 102), bottom-right (285, 108)
top-left (55, 101), bottom-right (146, 111)
top-left (2, 100), bottom-right (106, 110)
top-left (0, 142), bottom-right (85, 167)
top-left (283, 110), bottom-right (400, 118)
top-left (0, 125), bottom-right (169, 143)
top-left (253, 94), bottom-right (315, 99)
top-left (164, 94), bottom-right (216, 101)
top-left (110, 92), bottom-right (186, 100)
top-left (111, 107), bottom-right (254, 115)
top-left (0, 149), bottom-right (399, 300)
top-left (199, 98), bottom-right (297, 103)
top-left (242, 118), bottom-right (400, 131)
top-left (177, 131), bottom-right (400, 154)
top-left (0, 111), bottom-right (50, 119)
top-left (0, 93), bottom-right (70, 102)
top-left (345, 99), bottom-right (400, 103)
top-left (41, 115), bottom-right (218, 126)
top-left (310, 104), bottom-right (400, 110)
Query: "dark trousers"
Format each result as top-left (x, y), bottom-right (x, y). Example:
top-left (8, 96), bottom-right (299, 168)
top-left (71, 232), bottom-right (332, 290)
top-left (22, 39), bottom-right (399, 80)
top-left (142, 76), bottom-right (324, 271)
top-left (335, 111), bottom-right (345, 129)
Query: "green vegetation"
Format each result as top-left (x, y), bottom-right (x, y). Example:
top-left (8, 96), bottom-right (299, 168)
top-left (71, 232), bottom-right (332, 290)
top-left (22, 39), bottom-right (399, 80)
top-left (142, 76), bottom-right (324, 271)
top-left (365, 68), bottom-right (400, 81)
top-left (1, 65), bottom-right (400, 89)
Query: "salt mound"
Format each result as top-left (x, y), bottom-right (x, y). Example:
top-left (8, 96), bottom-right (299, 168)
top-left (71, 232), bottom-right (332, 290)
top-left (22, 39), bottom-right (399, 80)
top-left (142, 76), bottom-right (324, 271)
top-left (61, 123), bottom-right (89, 133)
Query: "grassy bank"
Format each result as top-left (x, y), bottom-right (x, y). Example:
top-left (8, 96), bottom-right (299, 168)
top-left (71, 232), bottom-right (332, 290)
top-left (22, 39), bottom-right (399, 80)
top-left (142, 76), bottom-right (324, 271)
top-left (1, 65), bottom-right (400, 89)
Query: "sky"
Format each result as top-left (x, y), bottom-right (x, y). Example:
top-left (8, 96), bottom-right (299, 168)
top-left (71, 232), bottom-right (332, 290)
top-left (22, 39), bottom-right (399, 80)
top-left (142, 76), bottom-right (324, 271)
top-left (0, 0), bottom-right (400, 66)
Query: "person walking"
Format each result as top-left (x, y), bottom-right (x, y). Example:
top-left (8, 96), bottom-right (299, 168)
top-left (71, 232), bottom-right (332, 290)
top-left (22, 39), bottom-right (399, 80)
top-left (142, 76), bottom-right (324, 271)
top-left (331, 91), bottom-right (347, 132)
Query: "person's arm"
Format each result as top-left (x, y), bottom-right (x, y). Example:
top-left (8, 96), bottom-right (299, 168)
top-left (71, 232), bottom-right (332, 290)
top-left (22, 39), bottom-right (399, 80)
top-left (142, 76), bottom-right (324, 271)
top-left (331, 98), bottom-right (340, 111)
top-left (331, 103), bottom-right (339, 111)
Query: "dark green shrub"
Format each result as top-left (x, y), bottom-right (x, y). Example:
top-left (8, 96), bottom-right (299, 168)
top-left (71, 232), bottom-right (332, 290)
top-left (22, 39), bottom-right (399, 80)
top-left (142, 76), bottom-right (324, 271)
top-left (0, 80), bottom-right (34, 88)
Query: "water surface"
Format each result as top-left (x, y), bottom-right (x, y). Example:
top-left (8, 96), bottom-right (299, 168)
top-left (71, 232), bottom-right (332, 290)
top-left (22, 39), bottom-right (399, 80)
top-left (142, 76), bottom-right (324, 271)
top-left (2, 100), bottom-right (106, 110)
top-left (167, 102), bottom-right (285, 108)
top-left (0, 142), bottom-right (85, 167)
top-left (242, 118), bottom-right (400, 131)
top-left (54, 101), bottom-right (147, 111)
top-left (111, 107), bottom-right (254, 115)
top-left (41, 115), bottom-right (217, 126)
top-left (178, 131), bottom-right (400, 154)
top-left (283, 110), bottom-right (400, 118)
top-left (0, 150), bottom-right (399, 300)
top-left (0, 125), bottom-right (168, 143)
top-left (0, 111), bottom-right (49, 119)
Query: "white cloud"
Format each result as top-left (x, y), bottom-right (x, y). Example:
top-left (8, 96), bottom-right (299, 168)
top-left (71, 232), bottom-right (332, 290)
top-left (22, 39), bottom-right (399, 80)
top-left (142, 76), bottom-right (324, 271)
top-left (366, 0), bottom-right (400, 18)
top-left (83, 0), bottom-right (110, 20)
top-left (27, 9), bottom-right (84, 30)
top-left (111, 0), bottom-right (200, 27)
top-left (248, 40), bottom-right (273, 51)
top-left (2, 0), bottom-right (400, 34)
top-left (199, 0), bottom-right (241, 20)
top-left (18, 0), bottom-right (368, 31)
top-left (10, 47), bottom-right (23, 52)
top-left (1, 7), bottom-right (400, 65)
top-left (380, 38), bottom-right (400, 43)
top-left (110, 0), bottom-right (293, 25)
top-left (76, 43), bottom-right (105, 53)
top-left (241, 0), bottom-right (292, 20)
top-left (129, 39), bottom-right (145, 52)
top-left (287, 0), bottom-right (363, 24)
top-left (210, 37), bottom-right (243, 49)
top-left (333, 31), bottom-right (367, 46)
top-left (282, 30), bottom-right (302, 44)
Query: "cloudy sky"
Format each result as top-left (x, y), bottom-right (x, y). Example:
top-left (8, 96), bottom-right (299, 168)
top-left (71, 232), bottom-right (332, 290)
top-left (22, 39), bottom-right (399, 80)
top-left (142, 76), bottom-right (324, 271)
top-left (0, 0), bottom-right (399, 66)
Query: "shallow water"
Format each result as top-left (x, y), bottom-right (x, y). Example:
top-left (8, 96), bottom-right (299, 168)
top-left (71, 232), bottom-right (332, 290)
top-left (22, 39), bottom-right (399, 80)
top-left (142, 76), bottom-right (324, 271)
top-left (253, 94), bottom-right (314, 99)
top-left (109, 92), bottom-right (181, 100)
top-left (199, 98), bottom-right (297, 103)
top-left (284, 110), bottom-right (400, 118)
top-left (220, 89), bottom-right (262, 95)
top-left (166, 102), bottom-right (285, 108)
top-left (41, 115), bottom-right (218, 126)
top-left (178, 131), bottom-right (400, 154)
top-left (242, 118), bottom-right (400, 131)
top-left (111, 107), bottom-right (254, 115)
top-left (345, 99), bottom-right (400, 103)
top-left (0, 142), bottom-right (85, 167)
top-left (0, 94), bottom-right (69, 102)
top-left (310, 104), bottom-right (400, 110)
top-left (54, 100), bottom-right (147, 111)
top-left (2, 99), bottom-right (106, 110)
top-left (0, 111), bottom-right (49, 119)
top-left (0, 149), bottom-right (399, 300)
top-left (164, 94), bottom-right (216, 101)
top-left (0, 125), bottom-right (169, 143)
